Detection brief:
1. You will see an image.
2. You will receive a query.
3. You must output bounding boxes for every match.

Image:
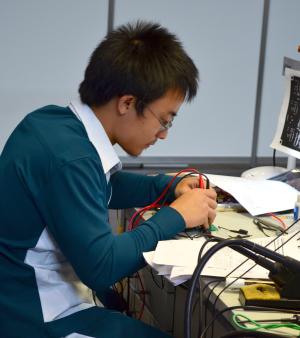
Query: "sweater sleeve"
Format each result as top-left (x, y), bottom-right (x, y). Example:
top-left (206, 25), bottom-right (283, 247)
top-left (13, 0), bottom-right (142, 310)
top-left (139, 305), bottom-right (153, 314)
top-left (36, 157), bottom-right (185, 293)
top-left (109, 170), bottom-right (181, 209)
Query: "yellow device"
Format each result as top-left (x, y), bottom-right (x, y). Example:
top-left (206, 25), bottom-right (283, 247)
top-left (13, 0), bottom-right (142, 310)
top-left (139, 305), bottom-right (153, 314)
top-left (239, 283), bottom-right (300, 309)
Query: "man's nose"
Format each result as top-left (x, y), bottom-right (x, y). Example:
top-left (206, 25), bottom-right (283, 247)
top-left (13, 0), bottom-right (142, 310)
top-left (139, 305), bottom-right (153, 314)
top-left (157, 129), bottom-right (168, 139)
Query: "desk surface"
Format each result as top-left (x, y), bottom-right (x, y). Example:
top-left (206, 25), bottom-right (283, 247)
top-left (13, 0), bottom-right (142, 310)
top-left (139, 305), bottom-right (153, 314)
top-left (204, 211), bottom-right (299, 337)
top-left (125, 208), bottom-right (300, 337)
top-left (213, 210), bottom-right (295, 237)
top-left (204, 281), bottom-right (298, 337)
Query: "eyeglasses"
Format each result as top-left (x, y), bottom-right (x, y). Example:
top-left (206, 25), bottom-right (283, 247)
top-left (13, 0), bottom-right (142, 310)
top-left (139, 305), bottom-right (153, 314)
top-left (145, 105), bottom-right (174, 132)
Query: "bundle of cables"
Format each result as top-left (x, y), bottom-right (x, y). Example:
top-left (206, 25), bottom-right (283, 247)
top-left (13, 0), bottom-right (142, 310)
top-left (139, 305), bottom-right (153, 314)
top-left (184, 217), bottom-right (300, 338)
top-left (127, 168), bottom-right (209, 231)
top-left (126, 168), bottom-right (209, 321)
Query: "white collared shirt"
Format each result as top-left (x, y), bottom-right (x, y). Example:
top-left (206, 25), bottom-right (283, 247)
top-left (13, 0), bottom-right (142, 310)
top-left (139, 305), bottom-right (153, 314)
top-left (69, 98), bottom-right (122, 182)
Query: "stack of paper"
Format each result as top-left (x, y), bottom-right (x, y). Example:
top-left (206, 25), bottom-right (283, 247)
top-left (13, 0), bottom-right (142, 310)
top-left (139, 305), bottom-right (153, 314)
top-left (143, 233), bottom-right (299, 286)
top-left (206, 174), bottom-right (298, 216)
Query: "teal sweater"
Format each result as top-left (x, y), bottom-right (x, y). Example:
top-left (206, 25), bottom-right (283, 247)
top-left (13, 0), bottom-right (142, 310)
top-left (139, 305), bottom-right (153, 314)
top-left (0, 105), bottom-right (185, 337)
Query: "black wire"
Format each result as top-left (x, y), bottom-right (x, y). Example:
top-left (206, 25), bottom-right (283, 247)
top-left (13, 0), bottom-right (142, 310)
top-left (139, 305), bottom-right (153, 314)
top-left (160, 172), bottom-right (194, 206)
top-left (131, 171), bottom-right (208, 227)
top-left (182, 238), bottom-right (223, 336)
top-left (195, 238), bottom-right (222, 336)
top-left (185, 239), bottom-right (235, 338)
top-left (189, 239), bottom-right (223, 337)
top-left (204, 223), bottom-right (295, 336)
top-left (203, 279), bottom-right (224, 333)
top-left (186, 237), bottom-right (219, 335)
top-left (185, 222), bottom-right (300, 338)
top-left (257, 223), bottom-right (271, 237)
top-left (209, 228), bottom-right (300, 338)
top-left (161, 171), bottom-right (210, 206)
top-left (202, 217), bottom-right (300, 337)
top-left (200, 305), bottom-right (300, 338)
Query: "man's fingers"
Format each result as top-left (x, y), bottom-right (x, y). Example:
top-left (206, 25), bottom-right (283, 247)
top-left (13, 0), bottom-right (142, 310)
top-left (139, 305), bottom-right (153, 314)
top-left (202, 219), bottom-right (209, 229)
top-left (208, 208), bottom-right (217, 225)
top-left (208, 198), bottom-right (218, 209)
top-left (205, 188), bottom-right (217, 198)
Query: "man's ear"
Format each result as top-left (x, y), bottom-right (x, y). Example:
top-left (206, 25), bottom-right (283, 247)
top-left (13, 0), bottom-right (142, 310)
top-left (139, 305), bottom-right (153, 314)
top-left (117, 95), bottom-right (136, 115)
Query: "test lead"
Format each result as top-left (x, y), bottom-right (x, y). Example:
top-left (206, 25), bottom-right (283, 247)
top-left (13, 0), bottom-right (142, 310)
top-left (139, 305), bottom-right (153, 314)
top-left (218, 226), bottom-right (248, 235)
top-left (253, 217), bottom-right (285, 233)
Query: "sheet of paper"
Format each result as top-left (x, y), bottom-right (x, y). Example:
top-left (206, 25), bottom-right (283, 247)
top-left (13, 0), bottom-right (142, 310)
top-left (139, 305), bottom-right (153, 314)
top-left (169, 249), bottom-right (269, 279)
top-left (144, 232), bottom-right (300, 285)
top-left (143, 251), bottom-right (173, 275)
top-left (152, 238), bottom-right (207, 267)
top-left (206, 173), bottom-right (297, 215)
top-left (143, 251), bottom-right (190, 285)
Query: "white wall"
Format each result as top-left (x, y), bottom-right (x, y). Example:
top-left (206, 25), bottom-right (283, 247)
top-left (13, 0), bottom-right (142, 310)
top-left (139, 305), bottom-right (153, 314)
top-left (1, 0), bottom-right (300, 160)
top-left (114, 0), bottom-right (263, 157)
top-left (0, 0), bottom-right (108, 150)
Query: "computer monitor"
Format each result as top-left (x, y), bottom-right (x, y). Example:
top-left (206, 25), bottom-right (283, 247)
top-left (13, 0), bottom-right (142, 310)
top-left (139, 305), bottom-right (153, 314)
top-left (242, 57), bottom-right (300, 179)
top-left (271, 58), bottom-right (300, 170)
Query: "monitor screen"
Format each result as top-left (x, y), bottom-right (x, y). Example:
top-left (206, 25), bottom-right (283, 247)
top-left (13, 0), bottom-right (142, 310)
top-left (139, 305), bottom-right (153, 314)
top-left (271, 66), bottom-right (300, 161)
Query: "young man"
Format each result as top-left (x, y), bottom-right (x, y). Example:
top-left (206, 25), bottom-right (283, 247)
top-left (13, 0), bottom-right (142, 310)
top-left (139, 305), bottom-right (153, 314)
top-left (0, 22), bottom-right (217, 337)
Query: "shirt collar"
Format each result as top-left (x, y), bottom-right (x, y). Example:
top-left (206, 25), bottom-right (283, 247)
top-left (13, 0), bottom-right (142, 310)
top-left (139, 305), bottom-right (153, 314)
top-left (69, 98), bottom-right (122, 176)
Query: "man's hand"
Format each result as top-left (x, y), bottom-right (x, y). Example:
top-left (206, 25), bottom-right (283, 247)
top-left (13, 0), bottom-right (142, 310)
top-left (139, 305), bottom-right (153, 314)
top-left (174, 176), bottom-right (203, 198)
top-left (170, 188), bottom-right (217, 229)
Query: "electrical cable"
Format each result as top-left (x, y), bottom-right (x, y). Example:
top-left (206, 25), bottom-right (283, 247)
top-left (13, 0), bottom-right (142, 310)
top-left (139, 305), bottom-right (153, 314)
top-left (232, 312), bottom-right (300, 332)
top-left (127, 168), bottom-right (210, 321)
top-left (160, 172), bottom-right (200, 206)
top-left (185, 224), bottom-right (300, 338)
top-left (209, 228), bottom-right (300, 338)
top-left (267, 213), bottom-right (287, 230)
top-left (128, 168), bottom-right (209, 230)
top-left (194, 237), bottom-right (222, 336)
top-left (200, 305), bottom-right (300, 338)
top-left (218, 226), bottom-right (249, 235)
top-left (202, 218), bottom-right (300, 337)
top-left (185, 239), bottom-right (240, 338)
top-left (256, 222), bottom-right (271, 237)
top-left (128, 168), bottom-right (211, 322)
top-left (202, 278), bottom-right (225, 333)
top-left (235, 315), bottom-right (300, 325)
top-left (189, 239), bottom-right (223, 325)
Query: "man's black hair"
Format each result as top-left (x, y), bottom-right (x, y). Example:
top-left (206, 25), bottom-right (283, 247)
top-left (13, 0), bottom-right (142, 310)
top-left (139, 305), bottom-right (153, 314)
top-left (79, 21), bottom-right (199, 114)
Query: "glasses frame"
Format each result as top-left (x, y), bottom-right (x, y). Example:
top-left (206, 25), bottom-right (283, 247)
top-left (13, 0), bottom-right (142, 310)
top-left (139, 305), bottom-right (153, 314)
top-left (145, 105), bottom-right (174, 132)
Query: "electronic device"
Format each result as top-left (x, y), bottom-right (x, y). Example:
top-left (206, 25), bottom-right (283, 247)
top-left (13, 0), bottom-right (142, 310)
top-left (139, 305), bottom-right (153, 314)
top-left (270, 57), bottom-right (300, 171)
top-left (242, 56), bottom-right (300, 179)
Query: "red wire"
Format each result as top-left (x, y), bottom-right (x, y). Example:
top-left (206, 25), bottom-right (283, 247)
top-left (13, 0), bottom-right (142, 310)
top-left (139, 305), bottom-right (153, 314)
top-left (128, 170), bottom-right (205, 320)
top-left (267, 212), bottom-right (287, 230)
top-left (128, 168), bottom-right (205, 230)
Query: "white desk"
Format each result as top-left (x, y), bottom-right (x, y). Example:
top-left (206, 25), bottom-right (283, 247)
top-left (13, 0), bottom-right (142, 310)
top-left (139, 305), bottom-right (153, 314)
top-left (124, 208), bottom-right (299, 337)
